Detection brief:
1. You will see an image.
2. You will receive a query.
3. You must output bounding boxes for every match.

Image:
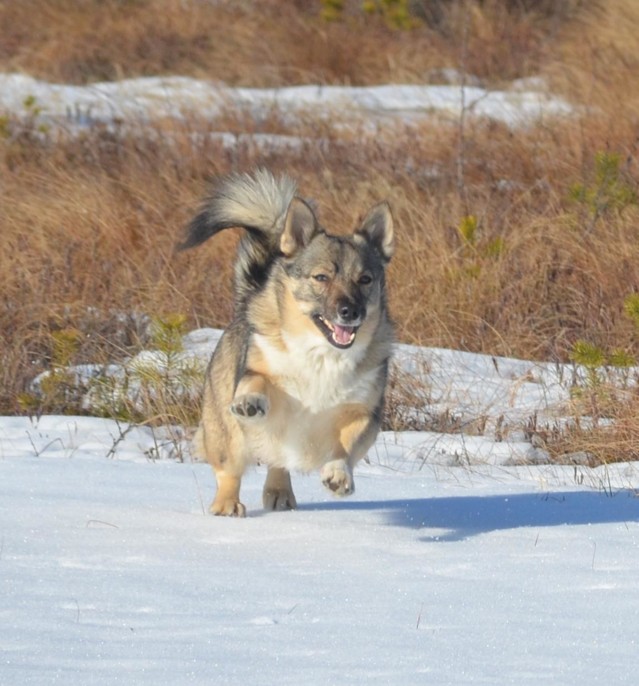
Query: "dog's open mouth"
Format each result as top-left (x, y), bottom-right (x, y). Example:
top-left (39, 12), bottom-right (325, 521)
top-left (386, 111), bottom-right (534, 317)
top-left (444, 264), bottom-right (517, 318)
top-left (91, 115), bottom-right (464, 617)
top-left (313, 315), bottom-right (358, 349)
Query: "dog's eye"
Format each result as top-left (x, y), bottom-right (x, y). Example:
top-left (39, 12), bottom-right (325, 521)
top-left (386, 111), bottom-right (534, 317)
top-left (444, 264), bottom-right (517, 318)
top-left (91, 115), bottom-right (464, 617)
top-left (358, 274), bottom-right (373, 285)
top-left (313, 274), bottom-right (329, 283)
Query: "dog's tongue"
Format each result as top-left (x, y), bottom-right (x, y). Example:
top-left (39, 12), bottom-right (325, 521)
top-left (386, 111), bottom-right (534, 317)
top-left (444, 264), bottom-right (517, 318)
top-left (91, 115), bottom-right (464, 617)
top-left (332, 324), bottom-right (354, 345)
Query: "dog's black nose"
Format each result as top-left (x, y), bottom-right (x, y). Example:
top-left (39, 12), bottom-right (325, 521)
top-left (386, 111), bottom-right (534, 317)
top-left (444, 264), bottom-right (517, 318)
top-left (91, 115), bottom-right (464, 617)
top-left (338, 301), bottom-right (361, 323)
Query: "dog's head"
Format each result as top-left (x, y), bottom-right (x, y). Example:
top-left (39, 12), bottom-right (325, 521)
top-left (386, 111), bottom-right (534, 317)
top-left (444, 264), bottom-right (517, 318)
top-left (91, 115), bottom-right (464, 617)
top-left (279, 197), bottom-right (394, 350)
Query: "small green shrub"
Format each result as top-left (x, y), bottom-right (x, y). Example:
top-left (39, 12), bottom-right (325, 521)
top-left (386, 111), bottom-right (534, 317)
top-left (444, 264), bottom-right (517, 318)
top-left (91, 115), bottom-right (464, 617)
top-left (18, 328), bottom-right (84, 414)
top-left (88, 314), bottom-right (205, 426)
top-left (569, 152), bottom-right (638, 231)
top-left (448, 214), bottom-right (506, 281)
top-left (567, 296), bottom-right (638, 422)
top-left (320, 0), bottom-right (344, 22)
top-left (23, 315), bottom-right (205, 427)
top-left (321, 0), bottom-right (420, 29)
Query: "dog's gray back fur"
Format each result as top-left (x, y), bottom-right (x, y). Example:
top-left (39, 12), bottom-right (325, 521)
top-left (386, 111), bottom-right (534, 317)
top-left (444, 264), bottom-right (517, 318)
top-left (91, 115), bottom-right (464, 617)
top-left (179, 169), bottom-right (297, 308)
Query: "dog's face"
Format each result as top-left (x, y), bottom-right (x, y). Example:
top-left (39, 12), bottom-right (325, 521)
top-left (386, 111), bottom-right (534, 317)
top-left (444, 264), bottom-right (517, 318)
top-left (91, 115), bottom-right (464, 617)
top-left (280, 198), bottom-right (394, 350)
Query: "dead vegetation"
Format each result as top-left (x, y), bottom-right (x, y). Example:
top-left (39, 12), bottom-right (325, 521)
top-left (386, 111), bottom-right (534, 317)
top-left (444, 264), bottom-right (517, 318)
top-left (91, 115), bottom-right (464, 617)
top-left (2, 0), bottom-right (639, 464)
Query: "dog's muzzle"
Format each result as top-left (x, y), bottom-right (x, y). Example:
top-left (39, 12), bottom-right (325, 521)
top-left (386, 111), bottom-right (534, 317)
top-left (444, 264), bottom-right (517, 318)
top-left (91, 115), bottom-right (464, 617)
top-left (313, 299), bottom-right (365, 348)
top-left (313, 314), bottom-right (358, 348)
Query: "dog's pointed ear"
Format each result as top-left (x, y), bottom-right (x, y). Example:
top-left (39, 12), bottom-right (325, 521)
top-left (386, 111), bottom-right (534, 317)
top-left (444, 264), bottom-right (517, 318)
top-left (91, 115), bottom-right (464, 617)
top-left (280, 197), bottom-right (319, 257)
top-left (357, 202), bottom-right (394, 261)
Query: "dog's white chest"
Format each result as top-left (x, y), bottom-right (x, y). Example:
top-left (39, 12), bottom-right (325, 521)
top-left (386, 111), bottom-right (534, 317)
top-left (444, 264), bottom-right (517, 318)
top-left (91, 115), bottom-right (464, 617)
top-left (254, 333), bottom-right (373, 411)
top-left (248, 333), bottom-right (382, 471)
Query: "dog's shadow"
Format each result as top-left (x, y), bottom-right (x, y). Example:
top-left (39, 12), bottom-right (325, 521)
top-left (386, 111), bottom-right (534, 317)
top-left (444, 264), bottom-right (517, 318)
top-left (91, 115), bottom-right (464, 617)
top-left (299, 490), bottom-right (639, 541)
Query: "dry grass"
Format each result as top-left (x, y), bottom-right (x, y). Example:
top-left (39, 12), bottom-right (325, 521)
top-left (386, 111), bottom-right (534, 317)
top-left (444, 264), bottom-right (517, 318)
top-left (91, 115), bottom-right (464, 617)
top-left (0, 0), bottom-right (603, 87)
top-left (543, 391), bottom-right (639, 466)
top-left (3, 0), bottom-right (639, 464)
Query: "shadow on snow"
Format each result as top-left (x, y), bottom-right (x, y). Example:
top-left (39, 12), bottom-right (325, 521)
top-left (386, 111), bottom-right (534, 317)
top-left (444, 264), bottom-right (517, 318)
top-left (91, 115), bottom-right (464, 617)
top-left (299, 490), bottom-right (639, 541)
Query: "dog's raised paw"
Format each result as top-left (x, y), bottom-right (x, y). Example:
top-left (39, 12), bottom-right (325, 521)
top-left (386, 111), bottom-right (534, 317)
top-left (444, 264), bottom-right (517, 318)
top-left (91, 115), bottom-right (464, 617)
top-left (320, 459), bottom-right (354, 496)
top-left (230, 393), bottom-right (268, 420)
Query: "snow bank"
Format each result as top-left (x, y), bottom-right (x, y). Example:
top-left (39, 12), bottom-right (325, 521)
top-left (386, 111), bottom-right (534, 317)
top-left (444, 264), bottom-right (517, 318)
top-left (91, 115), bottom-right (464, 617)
top-left (0, 73), bottom-right (573, 130)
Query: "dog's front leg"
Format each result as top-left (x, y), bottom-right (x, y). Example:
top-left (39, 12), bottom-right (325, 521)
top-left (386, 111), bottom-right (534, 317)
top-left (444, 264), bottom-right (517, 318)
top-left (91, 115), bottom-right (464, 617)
top-left (321, 459), bottom-right (354, 496)
top-left (321, 406), bottom-right (378, 496)
top-left (210, 470), bottom-right (246, 517)
top-left (207, 372), bottom-right (272, 517)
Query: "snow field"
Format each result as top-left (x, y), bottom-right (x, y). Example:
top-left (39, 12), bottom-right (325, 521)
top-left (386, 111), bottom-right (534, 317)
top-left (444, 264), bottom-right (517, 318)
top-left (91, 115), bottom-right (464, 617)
top-left (1, 417), bottom-right (638, 685)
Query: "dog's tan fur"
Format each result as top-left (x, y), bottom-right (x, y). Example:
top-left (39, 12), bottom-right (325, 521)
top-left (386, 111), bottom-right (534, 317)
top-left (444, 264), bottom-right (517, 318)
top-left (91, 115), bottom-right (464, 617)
top-left (182, 170), bottom-right (394, 516)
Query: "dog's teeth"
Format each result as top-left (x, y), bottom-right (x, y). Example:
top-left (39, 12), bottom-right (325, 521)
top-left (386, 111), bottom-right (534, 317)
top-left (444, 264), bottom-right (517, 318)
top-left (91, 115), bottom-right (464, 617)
top-left (319, 316), bottom-right (334, 332)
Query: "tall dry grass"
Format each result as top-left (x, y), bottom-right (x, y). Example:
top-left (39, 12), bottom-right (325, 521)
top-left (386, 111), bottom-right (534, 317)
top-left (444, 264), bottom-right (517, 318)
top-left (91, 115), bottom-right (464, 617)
top-left (2, 0), bottom-right (639, 465)
top-left (0, 0), bottom-right (604, 87)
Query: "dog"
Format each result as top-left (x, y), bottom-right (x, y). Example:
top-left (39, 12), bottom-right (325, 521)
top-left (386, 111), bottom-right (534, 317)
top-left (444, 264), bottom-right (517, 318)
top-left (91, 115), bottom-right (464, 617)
top-left (179, 169), bottom-right (394, 516)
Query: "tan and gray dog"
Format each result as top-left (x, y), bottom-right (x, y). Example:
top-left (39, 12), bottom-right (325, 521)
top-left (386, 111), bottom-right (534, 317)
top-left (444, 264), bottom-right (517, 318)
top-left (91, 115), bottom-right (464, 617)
top-left (179, 169), bottom-right (394, 516)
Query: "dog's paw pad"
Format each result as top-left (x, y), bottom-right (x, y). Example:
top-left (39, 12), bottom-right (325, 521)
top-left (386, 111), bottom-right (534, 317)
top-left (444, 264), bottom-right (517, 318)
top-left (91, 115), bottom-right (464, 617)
top-left (230, 393), bottom-right (268, 419)
top-left (320, 460), bottom-right (354, 497)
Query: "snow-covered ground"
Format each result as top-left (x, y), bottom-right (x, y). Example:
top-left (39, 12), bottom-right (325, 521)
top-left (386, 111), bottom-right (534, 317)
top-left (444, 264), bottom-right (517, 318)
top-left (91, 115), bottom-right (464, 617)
top-left (2, 420), bottom-right (638, 685)
top-left (2, 73), bottom-right (638, 684)
top-left (0, 72), bottom-right (572, 133)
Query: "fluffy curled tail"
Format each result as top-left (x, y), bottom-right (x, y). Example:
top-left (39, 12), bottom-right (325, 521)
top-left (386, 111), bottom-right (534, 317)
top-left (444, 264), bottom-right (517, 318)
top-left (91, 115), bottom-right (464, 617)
top-left (178, 168), bottom-right (297, 307)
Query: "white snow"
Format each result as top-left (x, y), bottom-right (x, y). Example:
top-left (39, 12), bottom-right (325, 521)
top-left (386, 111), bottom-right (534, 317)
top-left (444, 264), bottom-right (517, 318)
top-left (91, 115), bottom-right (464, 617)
top-left (0, 73), bottom-right (572, 133)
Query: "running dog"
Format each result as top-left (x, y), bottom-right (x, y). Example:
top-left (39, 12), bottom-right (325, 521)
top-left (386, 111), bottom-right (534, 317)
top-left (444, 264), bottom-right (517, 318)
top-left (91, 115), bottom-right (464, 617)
top-left (179, 169), bottom-right (394, 516)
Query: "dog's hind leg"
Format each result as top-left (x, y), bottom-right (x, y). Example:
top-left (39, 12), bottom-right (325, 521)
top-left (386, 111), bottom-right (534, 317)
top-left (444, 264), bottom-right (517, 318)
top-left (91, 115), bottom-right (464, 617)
top-left (262, 467), bottom-right (297, 511)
